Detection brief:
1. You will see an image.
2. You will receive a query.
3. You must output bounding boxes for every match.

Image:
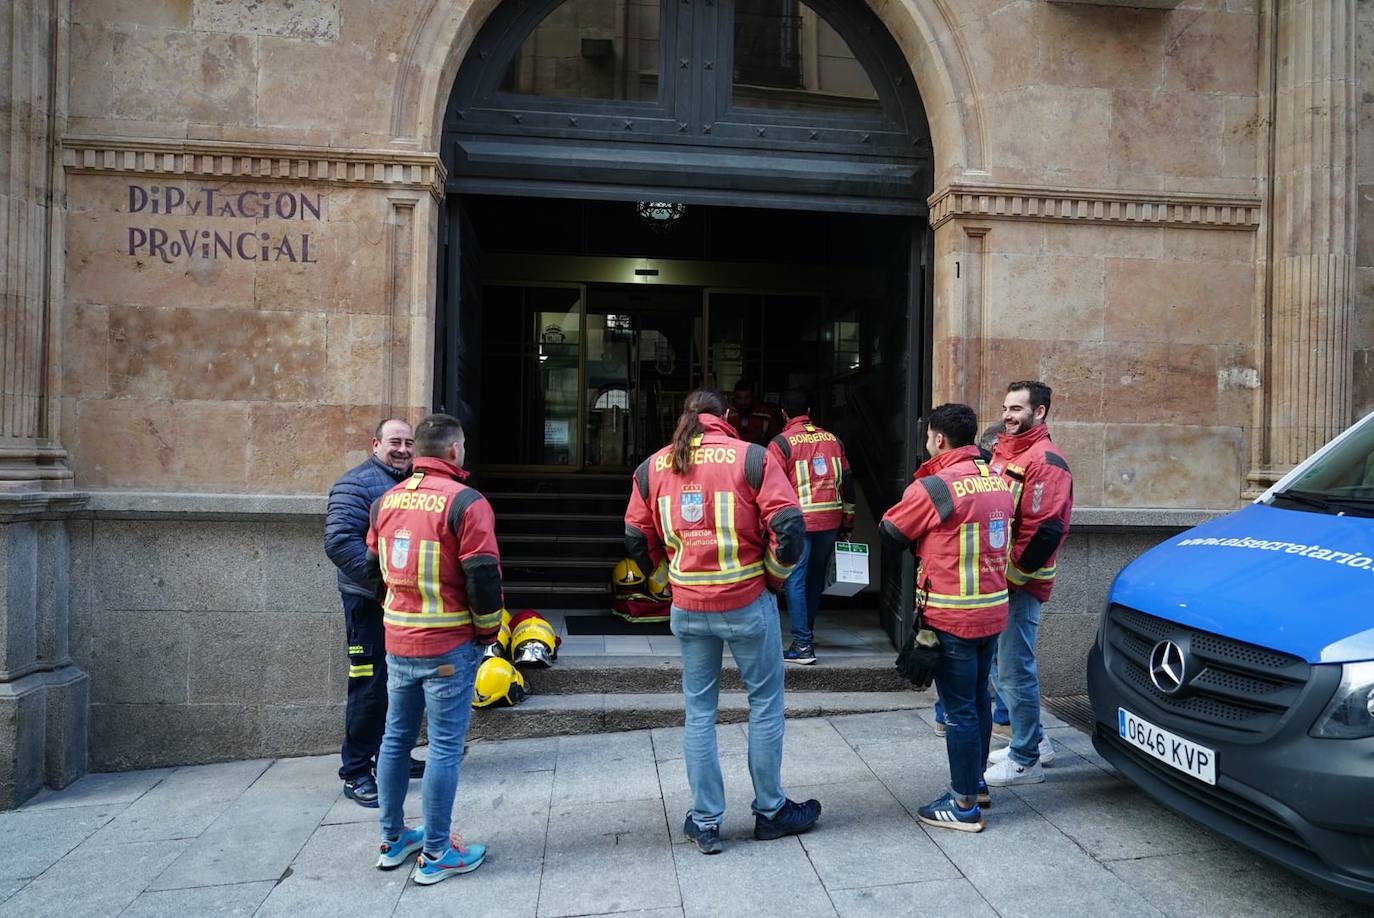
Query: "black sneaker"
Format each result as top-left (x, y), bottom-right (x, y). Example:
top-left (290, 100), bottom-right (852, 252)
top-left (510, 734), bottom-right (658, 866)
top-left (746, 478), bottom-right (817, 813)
top-left (977, 780), bottom-right (991, 809)
top-left (343, 774), bottom-right (379, 808)
top-left (783, 642), bottom-right (817, 665)
top-left (754, 798), bottom-right (822, 840)
top-left (409, 757), bottom-right (426, 779)
top-left (683, 815), bottom-right (723, 855)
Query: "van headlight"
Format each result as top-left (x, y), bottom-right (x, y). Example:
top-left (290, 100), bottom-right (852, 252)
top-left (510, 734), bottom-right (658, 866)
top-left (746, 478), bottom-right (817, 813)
top-left (1310, 661), bottom-right (1374, 739)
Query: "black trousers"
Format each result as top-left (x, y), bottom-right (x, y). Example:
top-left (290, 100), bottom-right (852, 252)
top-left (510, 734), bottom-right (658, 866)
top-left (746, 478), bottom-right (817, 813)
top-left (339, 593), bottom-right (389, 780)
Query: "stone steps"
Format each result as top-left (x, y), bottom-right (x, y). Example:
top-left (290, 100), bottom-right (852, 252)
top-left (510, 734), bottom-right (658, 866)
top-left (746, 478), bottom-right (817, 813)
top-left (525, 653), bottom-right (909, 694)
top-left (466, 690), bottom-right (927, 741)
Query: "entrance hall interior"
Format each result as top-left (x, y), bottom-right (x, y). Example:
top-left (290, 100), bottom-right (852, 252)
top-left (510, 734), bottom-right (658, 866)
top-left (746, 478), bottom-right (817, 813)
top-left (441, 195), bottom-right (922, 622)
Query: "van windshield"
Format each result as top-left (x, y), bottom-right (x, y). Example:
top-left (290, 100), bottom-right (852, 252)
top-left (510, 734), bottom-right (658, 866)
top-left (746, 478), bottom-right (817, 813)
top-left (1271, 415), bottom-right (1374, 517)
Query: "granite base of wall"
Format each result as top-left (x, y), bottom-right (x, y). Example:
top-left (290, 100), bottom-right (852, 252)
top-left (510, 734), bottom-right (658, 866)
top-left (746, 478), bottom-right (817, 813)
top-left (70, 495), bottom-right (1202, 771)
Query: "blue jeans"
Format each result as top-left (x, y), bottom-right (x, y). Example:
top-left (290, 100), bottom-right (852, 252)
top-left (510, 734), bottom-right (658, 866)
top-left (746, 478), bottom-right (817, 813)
top-left (934, 686), bottom-right (1009, 726)
top-left (671, 592), bottom-right (787, 827)
top-left (784, 529), bottom-right (838, 646)
top-left (377, 641), bottom-right (481, 854)
top-left (932, 630), bottom-right (997, 803)
top-left (994, 589), bottom-right (1045, 766)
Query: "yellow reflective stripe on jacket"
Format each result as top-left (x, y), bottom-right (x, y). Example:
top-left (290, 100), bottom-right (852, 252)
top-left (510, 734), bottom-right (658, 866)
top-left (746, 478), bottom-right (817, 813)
top-left (657, 495), bottom-right (686, 576)
top-left (923, 589), bottom-right (1009, 610)
top-left (794, 460), bottom-right (812, 506)
top-left (958, 523), bottom-right (979, 595)
top-left (383, 607), bottom-right (472, 629)
top-left (472, 607), bottom-right (503, 632)
top-left (669, 562), bottom-right (765, 586)
top-left (348, 664), bottom-right (375, 677)
top-left (1007, 561), bottom-right (1055, 586)
top-left (417, 539), bottom-right (443, 615)
top-left (715, 491), bottom-right (741, 573)
top-left (764, 550), bottom-right (794, 580)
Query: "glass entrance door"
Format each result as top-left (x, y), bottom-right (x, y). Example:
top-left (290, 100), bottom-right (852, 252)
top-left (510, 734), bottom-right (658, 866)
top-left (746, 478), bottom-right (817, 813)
top-left (585, 287), bottom-right (704, 469)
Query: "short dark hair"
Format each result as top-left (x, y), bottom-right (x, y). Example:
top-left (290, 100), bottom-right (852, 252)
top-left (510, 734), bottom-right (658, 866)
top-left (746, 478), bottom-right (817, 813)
top-left (374, 417), bottom-right (409, 440)
top-left (927, 403), bottom-right (977, 448)
top-left (414, 413), bottom-right (464, 458)
top-left (780, 389), bottom-right (810, 418)
top-left (1007, 380), bottom-right (1052, 417)
top-left (732, 379), bottom-right (753, 394)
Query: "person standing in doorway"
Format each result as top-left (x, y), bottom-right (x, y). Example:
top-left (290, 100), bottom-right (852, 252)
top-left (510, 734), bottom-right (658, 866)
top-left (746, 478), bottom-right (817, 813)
top-left (625, 389), bottom-right (819, 855)
top-left (767, 389), bottom-right (855, 665)
top-left (365, 413), bottom-right (503, 884)
top-left (881, 404), bottom-right (1015, 831)
top-left (724, 379), bottom-right (784, 446)
top-left (983, 381), bottom-right (1074, 788)
top-left (324, 418), bottom-right (425, 807)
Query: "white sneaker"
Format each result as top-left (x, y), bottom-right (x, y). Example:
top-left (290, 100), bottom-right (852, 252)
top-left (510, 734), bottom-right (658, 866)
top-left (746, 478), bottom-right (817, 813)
top-left (983, 756), bottom-right (1045, 787)
top-left (986, 736), bottom-right (1055, 766)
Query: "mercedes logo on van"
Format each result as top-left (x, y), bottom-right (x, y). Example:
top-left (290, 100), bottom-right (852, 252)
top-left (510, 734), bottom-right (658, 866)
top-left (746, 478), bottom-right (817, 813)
top-left (1149, 641), bottom-right (1187, 695)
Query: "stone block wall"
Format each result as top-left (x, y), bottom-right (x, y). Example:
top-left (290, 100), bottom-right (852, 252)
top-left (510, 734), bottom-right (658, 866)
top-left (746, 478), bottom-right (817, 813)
top-left (65, 497), bottom-right (1195, 770)
top-left (1355, 3), bottom-right (1374, 419)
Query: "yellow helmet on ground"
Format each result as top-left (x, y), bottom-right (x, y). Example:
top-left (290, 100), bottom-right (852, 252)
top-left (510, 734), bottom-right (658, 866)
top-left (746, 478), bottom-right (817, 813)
top-left (472, 657), bottom-right (527, 708)
top-left (612, 558), bottom-right (646, 589)
top-left (482, 609), bottom-right (513, 660)
top-left (510, 611), bottom-right (558, 668)
top-left (647, 561), bottom-right (672, 603)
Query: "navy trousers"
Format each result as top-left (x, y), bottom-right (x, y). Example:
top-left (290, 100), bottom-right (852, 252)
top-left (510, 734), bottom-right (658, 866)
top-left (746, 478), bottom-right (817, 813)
top-left (339, 593), bottom-right (389, 781)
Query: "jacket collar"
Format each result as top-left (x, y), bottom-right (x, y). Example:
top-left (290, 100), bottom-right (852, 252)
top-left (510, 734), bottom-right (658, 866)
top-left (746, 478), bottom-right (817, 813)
top-left (782, 414), bottom-right (814, 433)
top-left (699, 414), bottom-right (739, 438)
top-left (914, 444), bottom-right (984, 480)
top-left (411, 456), bottom-right (469, 481)
top-left (995, 423), bottom-right (1052, 459)
top-left (369, 455), bottom-right (410, 481)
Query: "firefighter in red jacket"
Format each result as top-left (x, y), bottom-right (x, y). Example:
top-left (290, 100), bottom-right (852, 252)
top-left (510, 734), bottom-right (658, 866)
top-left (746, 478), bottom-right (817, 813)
top-left (767, 389), bottom-right (856, 665)
top-left (364, 413), bottom-right (501, 884)
top-left (982, 380), bottom-right (1074, 788)
top-left (881, 403), bottom-right (1015, 832)
top-left (724, 379), bottom-right (784, 446)
top-left (625, 389), bottom-right (819, 855)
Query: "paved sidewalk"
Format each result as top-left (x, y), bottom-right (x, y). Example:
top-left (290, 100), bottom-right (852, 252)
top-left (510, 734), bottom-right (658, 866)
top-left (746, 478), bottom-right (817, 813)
top-left (0, 708), bottom-right (1362, 918)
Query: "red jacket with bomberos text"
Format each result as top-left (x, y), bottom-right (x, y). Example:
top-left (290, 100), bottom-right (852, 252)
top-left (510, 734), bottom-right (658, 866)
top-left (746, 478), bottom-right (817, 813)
top-left (989, 424), bottom-right (1073, 602)
top-left (366, 456), bottom-right (504, 657)
top-left (879, 445), bottom-right (1016, 639)
top-left (767, 415), bottom-right (856, 533)
top-left (625, 414), bottom-right (805, 612)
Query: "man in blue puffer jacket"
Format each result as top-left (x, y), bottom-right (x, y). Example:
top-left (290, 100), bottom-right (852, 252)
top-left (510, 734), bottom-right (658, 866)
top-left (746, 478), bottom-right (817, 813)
top-left (325, 418), bottom-right (423, 806)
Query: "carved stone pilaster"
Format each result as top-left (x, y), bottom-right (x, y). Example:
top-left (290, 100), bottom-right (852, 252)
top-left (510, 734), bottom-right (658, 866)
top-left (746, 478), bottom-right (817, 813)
top-left (1251, 0), bottom-right (1360, 489)
top-left (0, 0), bottom-right (71, 490)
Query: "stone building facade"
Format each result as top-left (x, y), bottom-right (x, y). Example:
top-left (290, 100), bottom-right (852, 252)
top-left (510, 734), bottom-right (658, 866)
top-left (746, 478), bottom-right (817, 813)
top-left (0, 0), bottom-right (1369, 805)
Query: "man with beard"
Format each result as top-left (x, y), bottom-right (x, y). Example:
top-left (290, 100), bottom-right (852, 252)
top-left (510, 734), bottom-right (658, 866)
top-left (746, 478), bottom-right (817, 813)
top-left (982, 382), bottom-right (1074, 787)
top-left (325, 418), bottom-right (426, 806)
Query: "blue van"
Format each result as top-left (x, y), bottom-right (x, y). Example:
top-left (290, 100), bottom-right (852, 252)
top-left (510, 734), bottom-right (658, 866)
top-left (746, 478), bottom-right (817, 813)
top-left (1087, 411), bottom-right (1374, 904)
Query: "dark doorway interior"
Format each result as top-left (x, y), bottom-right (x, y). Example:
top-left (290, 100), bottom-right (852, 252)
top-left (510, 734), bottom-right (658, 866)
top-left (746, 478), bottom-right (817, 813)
top-left (438, 194), bottom-right (927, 629)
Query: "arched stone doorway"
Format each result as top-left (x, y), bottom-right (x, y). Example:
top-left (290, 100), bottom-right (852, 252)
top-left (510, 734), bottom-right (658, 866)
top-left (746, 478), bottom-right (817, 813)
top-left (420, 0), bottom-right (951, 641)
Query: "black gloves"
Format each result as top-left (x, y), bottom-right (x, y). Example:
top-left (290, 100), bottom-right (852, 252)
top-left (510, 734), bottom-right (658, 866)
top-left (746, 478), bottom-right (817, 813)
top-left (894, 626), bottom-right (942, 689)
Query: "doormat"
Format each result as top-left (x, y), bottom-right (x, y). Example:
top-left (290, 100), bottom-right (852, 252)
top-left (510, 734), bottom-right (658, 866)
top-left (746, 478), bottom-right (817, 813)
top-left (563, 615), bottom-right (674, 637)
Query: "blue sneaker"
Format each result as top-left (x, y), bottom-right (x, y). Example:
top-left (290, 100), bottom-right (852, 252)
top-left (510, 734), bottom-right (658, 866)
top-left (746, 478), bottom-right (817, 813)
top-left (754, 798), bottom-right (822, 840)
top-left (783, 642), bottom-right (817, 665)
top-left (376, 826), bottom-right (425, 870)
top-left (413, 836), bottom-right (487, 886)
top-left (683, 815), bottom-right (723, 855)
top-left (917, 792), bottom-right (984, 833)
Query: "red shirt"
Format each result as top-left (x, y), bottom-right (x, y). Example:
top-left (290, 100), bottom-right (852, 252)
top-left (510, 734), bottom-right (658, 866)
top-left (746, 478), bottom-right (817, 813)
top-left (880, 446), bottom-right (1016, 639)
top-left (989, 425), bottom-right (1074, 602)
top-left (366, 457), bottom-right (504, 657)
top-left (724, 401), bottom-right (784, 446)
top-left (767, 415), bottom-right (856, 532)
top-left (625, 414), bottom-right (805, 612)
